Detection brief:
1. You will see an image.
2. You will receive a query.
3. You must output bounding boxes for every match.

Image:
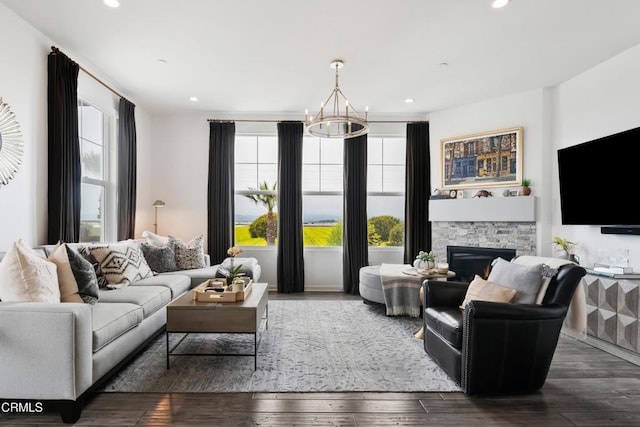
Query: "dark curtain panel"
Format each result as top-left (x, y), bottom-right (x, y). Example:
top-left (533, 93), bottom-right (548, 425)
top-left (207, 121), bottom-right (235, 264)
top-left (116, 98), bottom-right (137, 240)
top-left (343, 130), bottom-right (368, 294)
top-left (277, 121), bottom-right (305, 293)
top-left (404, 121), bottom-right (432, 263)
top-left (47, 49), bottom-right (81, 244)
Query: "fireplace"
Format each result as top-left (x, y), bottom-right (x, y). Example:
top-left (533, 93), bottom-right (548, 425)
top-left (447, 245), bottom-right (516, 283)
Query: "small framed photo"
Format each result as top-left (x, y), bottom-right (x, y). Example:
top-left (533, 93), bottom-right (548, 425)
top-left (448, 189), bottom-right (458, 199)
top-left (456, 190), bottom-right (464, 199)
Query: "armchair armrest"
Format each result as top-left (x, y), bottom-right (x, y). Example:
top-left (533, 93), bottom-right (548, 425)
top-left (423, 280), bottom-right (469, 308)
top-left (0, 302), bottom-right (93, 400)
top-left (464, 300), bottom-right (568, 321)
top-left (461, 301), bottom-right (568, 395)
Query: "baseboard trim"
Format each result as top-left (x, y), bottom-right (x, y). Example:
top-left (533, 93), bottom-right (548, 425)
top-left (581, 335), bottom-right (640, 367)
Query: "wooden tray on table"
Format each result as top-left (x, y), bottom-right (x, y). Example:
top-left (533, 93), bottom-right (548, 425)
top-left (193, 278), bottom-right (253, 303)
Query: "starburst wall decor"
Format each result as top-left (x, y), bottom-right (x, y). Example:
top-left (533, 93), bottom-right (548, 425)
top-left (0, 96), bottom-right (23, 186)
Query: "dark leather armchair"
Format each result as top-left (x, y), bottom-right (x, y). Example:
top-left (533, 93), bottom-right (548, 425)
top-left (422, 262), bottom-right (586, 395)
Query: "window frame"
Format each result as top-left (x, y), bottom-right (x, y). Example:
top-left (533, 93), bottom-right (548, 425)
top-left (78, 98), bottom-right (116, 242)
top-left (366, 135), bottom-right (406, 248)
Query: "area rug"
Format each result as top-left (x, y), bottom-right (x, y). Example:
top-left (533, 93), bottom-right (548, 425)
top-left (101, 299), bottom-right (460, 393)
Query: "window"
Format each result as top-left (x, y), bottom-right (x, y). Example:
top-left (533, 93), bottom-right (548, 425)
top-left (78, 100), bottom-right (113, 242)
top-left (233, 133), bottom-right (406, 248)
top-left (234, 136), bottom-right (278, 246)
top-left (367, 137), bottom-right (406, 247)
top-left (302, 137), bottom-right (344, 247)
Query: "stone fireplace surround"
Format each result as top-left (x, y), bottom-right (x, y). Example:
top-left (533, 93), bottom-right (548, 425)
top-left (428, 196), bottom-right (537, 263)
top-left (431, 221), bottom-right (537, 263)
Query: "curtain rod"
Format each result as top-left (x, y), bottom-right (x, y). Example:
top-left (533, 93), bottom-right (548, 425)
top-left (50, 46), bottom-right (130, 104)
top-left (207, 119), bottom-right (419, 124)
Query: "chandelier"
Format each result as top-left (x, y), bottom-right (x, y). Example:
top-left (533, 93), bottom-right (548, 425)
top-left (305, 60), bottom-right (369, 139)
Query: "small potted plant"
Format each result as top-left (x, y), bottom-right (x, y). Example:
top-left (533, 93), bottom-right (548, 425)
top-left (552, 236), bottom-right (579, 263)
top-left (414, 250), bottom-right (436, 270)
top-left (519, 178), bottom-right (532, 196)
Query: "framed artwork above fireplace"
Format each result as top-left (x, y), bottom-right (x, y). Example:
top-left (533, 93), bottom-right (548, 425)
top-left (440, 127), bottom-right (523, 190)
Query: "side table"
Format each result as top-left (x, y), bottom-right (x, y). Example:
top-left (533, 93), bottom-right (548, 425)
top-left (413, 270), bottom-right (456, 340)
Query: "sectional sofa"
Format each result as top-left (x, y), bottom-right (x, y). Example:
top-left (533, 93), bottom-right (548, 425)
top-left (0, 242), bottom-right (260, 423)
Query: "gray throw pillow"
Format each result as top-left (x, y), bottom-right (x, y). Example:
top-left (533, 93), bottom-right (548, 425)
top-left (141, 241), bottom-right (178, 273)
top-left (65, 245), bottom-right (99, 304)
top-left (487, 257), bottom-right (545, 304)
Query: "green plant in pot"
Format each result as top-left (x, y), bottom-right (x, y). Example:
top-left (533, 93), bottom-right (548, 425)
top-left (520, 178), bottom-right (532, 196)
top-left (217, 264), bottom-right (245, 290)
top-left (552, 236), bottom-right (579, 263)
top-left (414, 250), bottom-right (436, 270)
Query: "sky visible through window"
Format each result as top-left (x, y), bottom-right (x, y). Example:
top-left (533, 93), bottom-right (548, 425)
top-left (235, 137), bottom-right (405, 224)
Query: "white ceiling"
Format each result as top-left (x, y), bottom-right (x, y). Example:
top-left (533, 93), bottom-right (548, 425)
top-left (3, 0), bottom-right (640, 116)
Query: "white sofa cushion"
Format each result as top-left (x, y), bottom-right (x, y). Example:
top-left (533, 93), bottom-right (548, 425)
top-left (92, 303), bottom-right (144, 352)
top-left (98, 285), bottom-right (171, 318)
top-left (133, 274), bottom-right (191, 298)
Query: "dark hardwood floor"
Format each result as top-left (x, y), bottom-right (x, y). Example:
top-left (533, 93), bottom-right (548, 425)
top-left (2, 292), bottom-right (640, 426)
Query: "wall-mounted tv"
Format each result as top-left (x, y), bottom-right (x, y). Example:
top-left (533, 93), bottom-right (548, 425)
top-left (557, 126), bottom-right (640, 230)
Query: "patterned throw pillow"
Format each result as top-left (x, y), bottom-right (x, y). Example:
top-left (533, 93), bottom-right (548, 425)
top-left (79, 245), bottom-right (110, 289)
top-left (141, 241), bottom-right (178, 273)
top-left (89, 243), bottom-right (153, 289)
top-left (170, 235), bottom-right (206, 270)
top-left (66, 245), bottom-right (100, 303)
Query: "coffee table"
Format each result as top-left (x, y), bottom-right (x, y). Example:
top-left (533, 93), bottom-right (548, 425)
top-left (166, 282), bottom-right (268, 370)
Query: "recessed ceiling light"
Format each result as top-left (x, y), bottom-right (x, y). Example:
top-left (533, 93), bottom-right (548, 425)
top-left (440, 62), bottom-right (449, 69)
top-left (189, 97), bottom-right (199, 102)
top-left (157, 59), bottom-right (167, 64)
top-left (104, 0), bottom-right (120, 8)
top-left (405, 98), bottom-right (415, 104)
top-left (492, 0), bottom-right (510, 8)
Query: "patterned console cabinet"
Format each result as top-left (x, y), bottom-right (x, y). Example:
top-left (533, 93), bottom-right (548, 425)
top-left (584, 274), bottom-right (640, 353)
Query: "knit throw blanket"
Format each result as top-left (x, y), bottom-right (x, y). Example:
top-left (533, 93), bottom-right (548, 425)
top-left (379, 263), bottom-right (423, 317)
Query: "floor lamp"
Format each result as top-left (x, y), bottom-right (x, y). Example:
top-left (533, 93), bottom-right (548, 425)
top-left (153, 200), bottom-right (166, 234)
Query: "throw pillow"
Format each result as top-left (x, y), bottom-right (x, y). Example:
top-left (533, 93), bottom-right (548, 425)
top-left (65, 245), bottom-right (100, 304)
top-left (460, 275), bottom-right (517, 310)
top-left (487, 257), bottom-right (545, 304)
top-left (0, 239), bottom-right (61, 303)
top-left (78, 244), bottom-right (110, 289)
top-left (170, 235), bottom-right (206, 270)
top-left (140, 241), bottom-right (178, 273)
top-left (47, 242), bottom-right (83, 303)
top-left (89, 243), bottom-right (153, 289)
top-left (142, 230), bottom-right (170, 247)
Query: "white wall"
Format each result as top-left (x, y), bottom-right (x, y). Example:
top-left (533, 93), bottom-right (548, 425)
top-left (551, 44), bottom-right (640, 270)
top-left (0, 3), bottom-right (49, 249)
top-left (428, 89), bottom-right (553, 254)
top-left (0, 3), bottom-right (152, 248)
top-left (428, 43), bottom-right (640, 272)
top-left (149, 113), bottom-right (409, 290)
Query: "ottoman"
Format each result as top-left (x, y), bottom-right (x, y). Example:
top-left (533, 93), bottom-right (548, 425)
top-left (359, 265), bottom-right (384, 305)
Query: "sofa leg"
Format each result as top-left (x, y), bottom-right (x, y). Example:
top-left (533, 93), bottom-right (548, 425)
top-left (59, 400), bottom-right (82, 424)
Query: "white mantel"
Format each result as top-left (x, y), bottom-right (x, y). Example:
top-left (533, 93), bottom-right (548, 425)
top-left (429, 196), bottom-right (536, 222)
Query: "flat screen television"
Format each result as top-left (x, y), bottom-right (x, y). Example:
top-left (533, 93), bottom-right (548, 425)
top-left (557, 126), bottom-right (640, 230)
